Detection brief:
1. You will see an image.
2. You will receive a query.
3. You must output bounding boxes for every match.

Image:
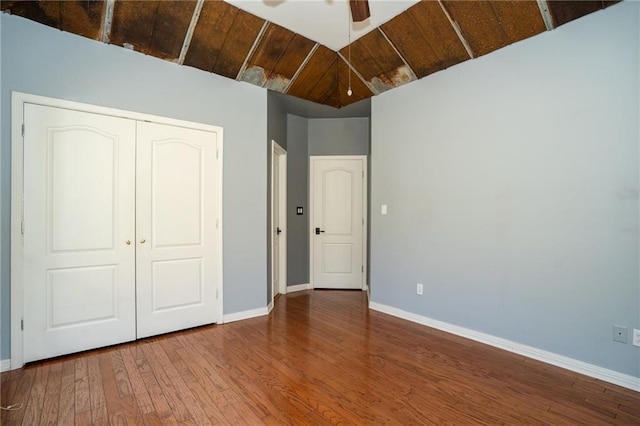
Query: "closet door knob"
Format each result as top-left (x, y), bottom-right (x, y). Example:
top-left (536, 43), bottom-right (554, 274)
top-left (125, 240), bottom-right (131, 245)
top-left (140, 239), bottom-right (146, 244)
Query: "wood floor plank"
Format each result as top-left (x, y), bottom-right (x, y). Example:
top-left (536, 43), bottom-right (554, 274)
top-left (152, 340), bottom-right (211, 425)
top-left (20, 364), bottom-right (49, 425)
top-left (73, 357), bottom-right (91, 425)
top-left (604, 385), bottom-right (640, 405)
top-left (249, 348), bottom-right (363, 424)
top-left (1, 371), bottom-right (24, 424)
top-left (1, 371), bottom-right (19, 408)
top-left (168, 344), bottom-right (235, 424)
top-left (40, 361), bottom-right (62, 424)
top-left (618, 401), bottom-right (640, 418)
top-left (1, 290), bottom-right (639, 425)
top-left (73, 410), bottom-right (92, 426)
top-left (176, 334), bottom-right (249, 424)
top-left (2, 369), bottom-right (35, 425)
top-left (119, 347), bottom-right (155, 417)
top-left (57, 360), bottom-right (76, 426)
top-left (110, 351), bottom-right (133, 399)
top-left (87, 356), bottom-right (108, 425)
top-left (99, 352), bottom-right (143, 425)
top-left (135, 346), bottom-right (179, 424)
top-left (139, 342), bottom-right (194, 424)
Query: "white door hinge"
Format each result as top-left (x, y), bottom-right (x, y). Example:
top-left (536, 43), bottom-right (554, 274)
top-left (21, 220), bottom-right (25, 235)
top-left (21, 319), bottom-right (24, 330)
top-left (21, 124), bottom-right (25, 137)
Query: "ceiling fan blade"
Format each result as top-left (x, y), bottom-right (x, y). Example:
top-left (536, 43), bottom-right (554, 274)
top-left (349, 0), bottom-right (370, 22)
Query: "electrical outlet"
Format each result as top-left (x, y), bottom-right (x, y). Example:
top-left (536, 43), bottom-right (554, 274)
top-left (416, 283), bottom-right (423, 295)
top-left (613, 325), bottom-right (628, 344)
top-left (633, 329), bottom-right (640, 347)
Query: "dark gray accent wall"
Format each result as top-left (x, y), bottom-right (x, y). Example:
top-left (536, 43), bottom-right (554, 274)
top-left (286, 114), bottom-right (309, 285)
top-left (266, 92), bottom-right (288, 302)
top-left (370, 3), bottom-right (639, 377)
top-left (1, 14), bottom-right (268, 359)
top-left (267, 92), bottom-right (288, 150)
top-left (285, 115), bottom-right (371, 286)
top-left (308, 118), bottom-right (369, 156)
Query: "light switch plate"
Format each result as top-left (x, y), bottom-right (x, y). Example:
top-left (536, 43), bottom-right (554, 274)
top-left (381, 204), bottom-right (387, 215)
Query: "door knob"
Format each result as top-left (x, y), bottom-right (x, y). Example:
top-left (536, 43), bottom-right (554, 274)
top-left (140, 239), bottom-right (146, 244)
top-left (125, 240), bottom-right (131, 245)
top-left (315, 227), bottom-right (325, 235)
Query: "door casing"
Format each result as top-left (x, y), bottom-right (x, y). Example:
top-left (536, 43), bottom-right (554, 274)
top-left (10, 92), bottom-right (224, 369)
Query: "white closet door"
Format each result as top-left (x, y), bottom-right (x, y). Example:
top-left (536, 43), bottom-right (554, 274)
top-left (135, 122), bottom-right (220, 338)
top-left (23, 104), bottom-right (137, 363)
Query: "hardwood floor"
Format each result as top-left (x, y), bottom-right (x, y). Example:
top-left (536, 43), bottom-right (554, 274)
top-left (2, 289), bottom-right (640, 425)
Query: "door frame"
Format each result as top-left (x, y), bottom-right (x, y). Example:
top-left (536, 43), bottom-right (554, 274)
top-left (270, 140), bottom-right (287, 308)
top-left (10, 92), bottom-right (224, 369)
top-left (309, 155), bottom-right (368, 291)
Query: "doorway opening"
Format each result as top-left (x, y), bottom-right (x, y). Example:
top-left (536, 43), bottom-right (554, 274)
top-left (271, 140), bottom-right (288, 307)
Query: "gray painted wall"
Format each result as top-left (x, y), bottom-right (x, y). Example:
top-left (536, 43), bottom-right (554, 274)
top-left (370, 3), bottom-right (639, 377)
top-left (1, 14), bottom-right (268, 359)
top-left (286, 115), bottom-right (309, 285)
top-left (309, 118), bottom-right (369, 156)
top-left (266, 92), bottom-right (288, 302)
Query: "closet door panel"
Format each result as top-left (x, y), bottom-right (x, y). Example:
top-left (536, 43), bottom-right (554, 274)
top-left (23, 104), bottom-right (137, 362)
top-left (136, 121), bottom-right (220, 338)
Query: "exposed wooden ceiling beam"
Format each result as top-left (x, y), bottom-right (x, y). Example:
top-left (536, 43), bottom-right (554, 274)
top-left (178, 0), bottom-right (205, 65)
top-left (284, 43), bottom-right (320, 94)
top-left (377, 27), bottom-right (417, 84)
top-left (537, 0), bottom-right (556, 31)
top-left (438, 0), bottom-right (474, 60)
top-left (101, 0), bottom-right (115, 43)
top-left (336, 50), bottom-right (374, 95)
top-left (2, 0), bottom-right (617, 109)
top-left (236, 21), bottom-right (270, 81)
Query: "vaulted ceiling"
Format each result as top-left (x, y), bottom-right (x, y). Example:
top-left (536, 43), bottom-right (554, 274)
top-left (1, 0), bottom-right (619, 109)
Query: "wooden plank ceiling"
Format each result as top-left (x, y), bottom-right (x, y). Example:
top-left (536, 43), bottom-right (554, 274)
top-left (1, 0), bottom-right (619, 109)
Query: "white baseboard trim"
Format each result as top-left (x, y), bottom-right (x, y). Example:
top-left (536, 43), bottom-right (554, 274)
top-left (286, 283), bottom-right (312, 293)
top-left (1, 359), bottom-right (11, 372)
top-left (267, 299), bottom-right (274, 314)
top-left (223, 307), bottom-right (269, 324)
top-left (369, 301), bottom-right (640, 392)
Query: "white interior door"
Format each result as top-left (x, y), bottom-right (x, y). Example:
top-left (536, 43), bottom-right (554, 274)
top-left (273, 152), bottom-right (281, 298)
top-left (23, 104), bottom-right (137, 363)
top-left (311, 156), bottom-right (366, 289)
top-left (271, 141), bottom-right (287, 300)
top-left (278, 154), bottom-right (287, 295)
top-left (135, 122), bottom-right (221, 338)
